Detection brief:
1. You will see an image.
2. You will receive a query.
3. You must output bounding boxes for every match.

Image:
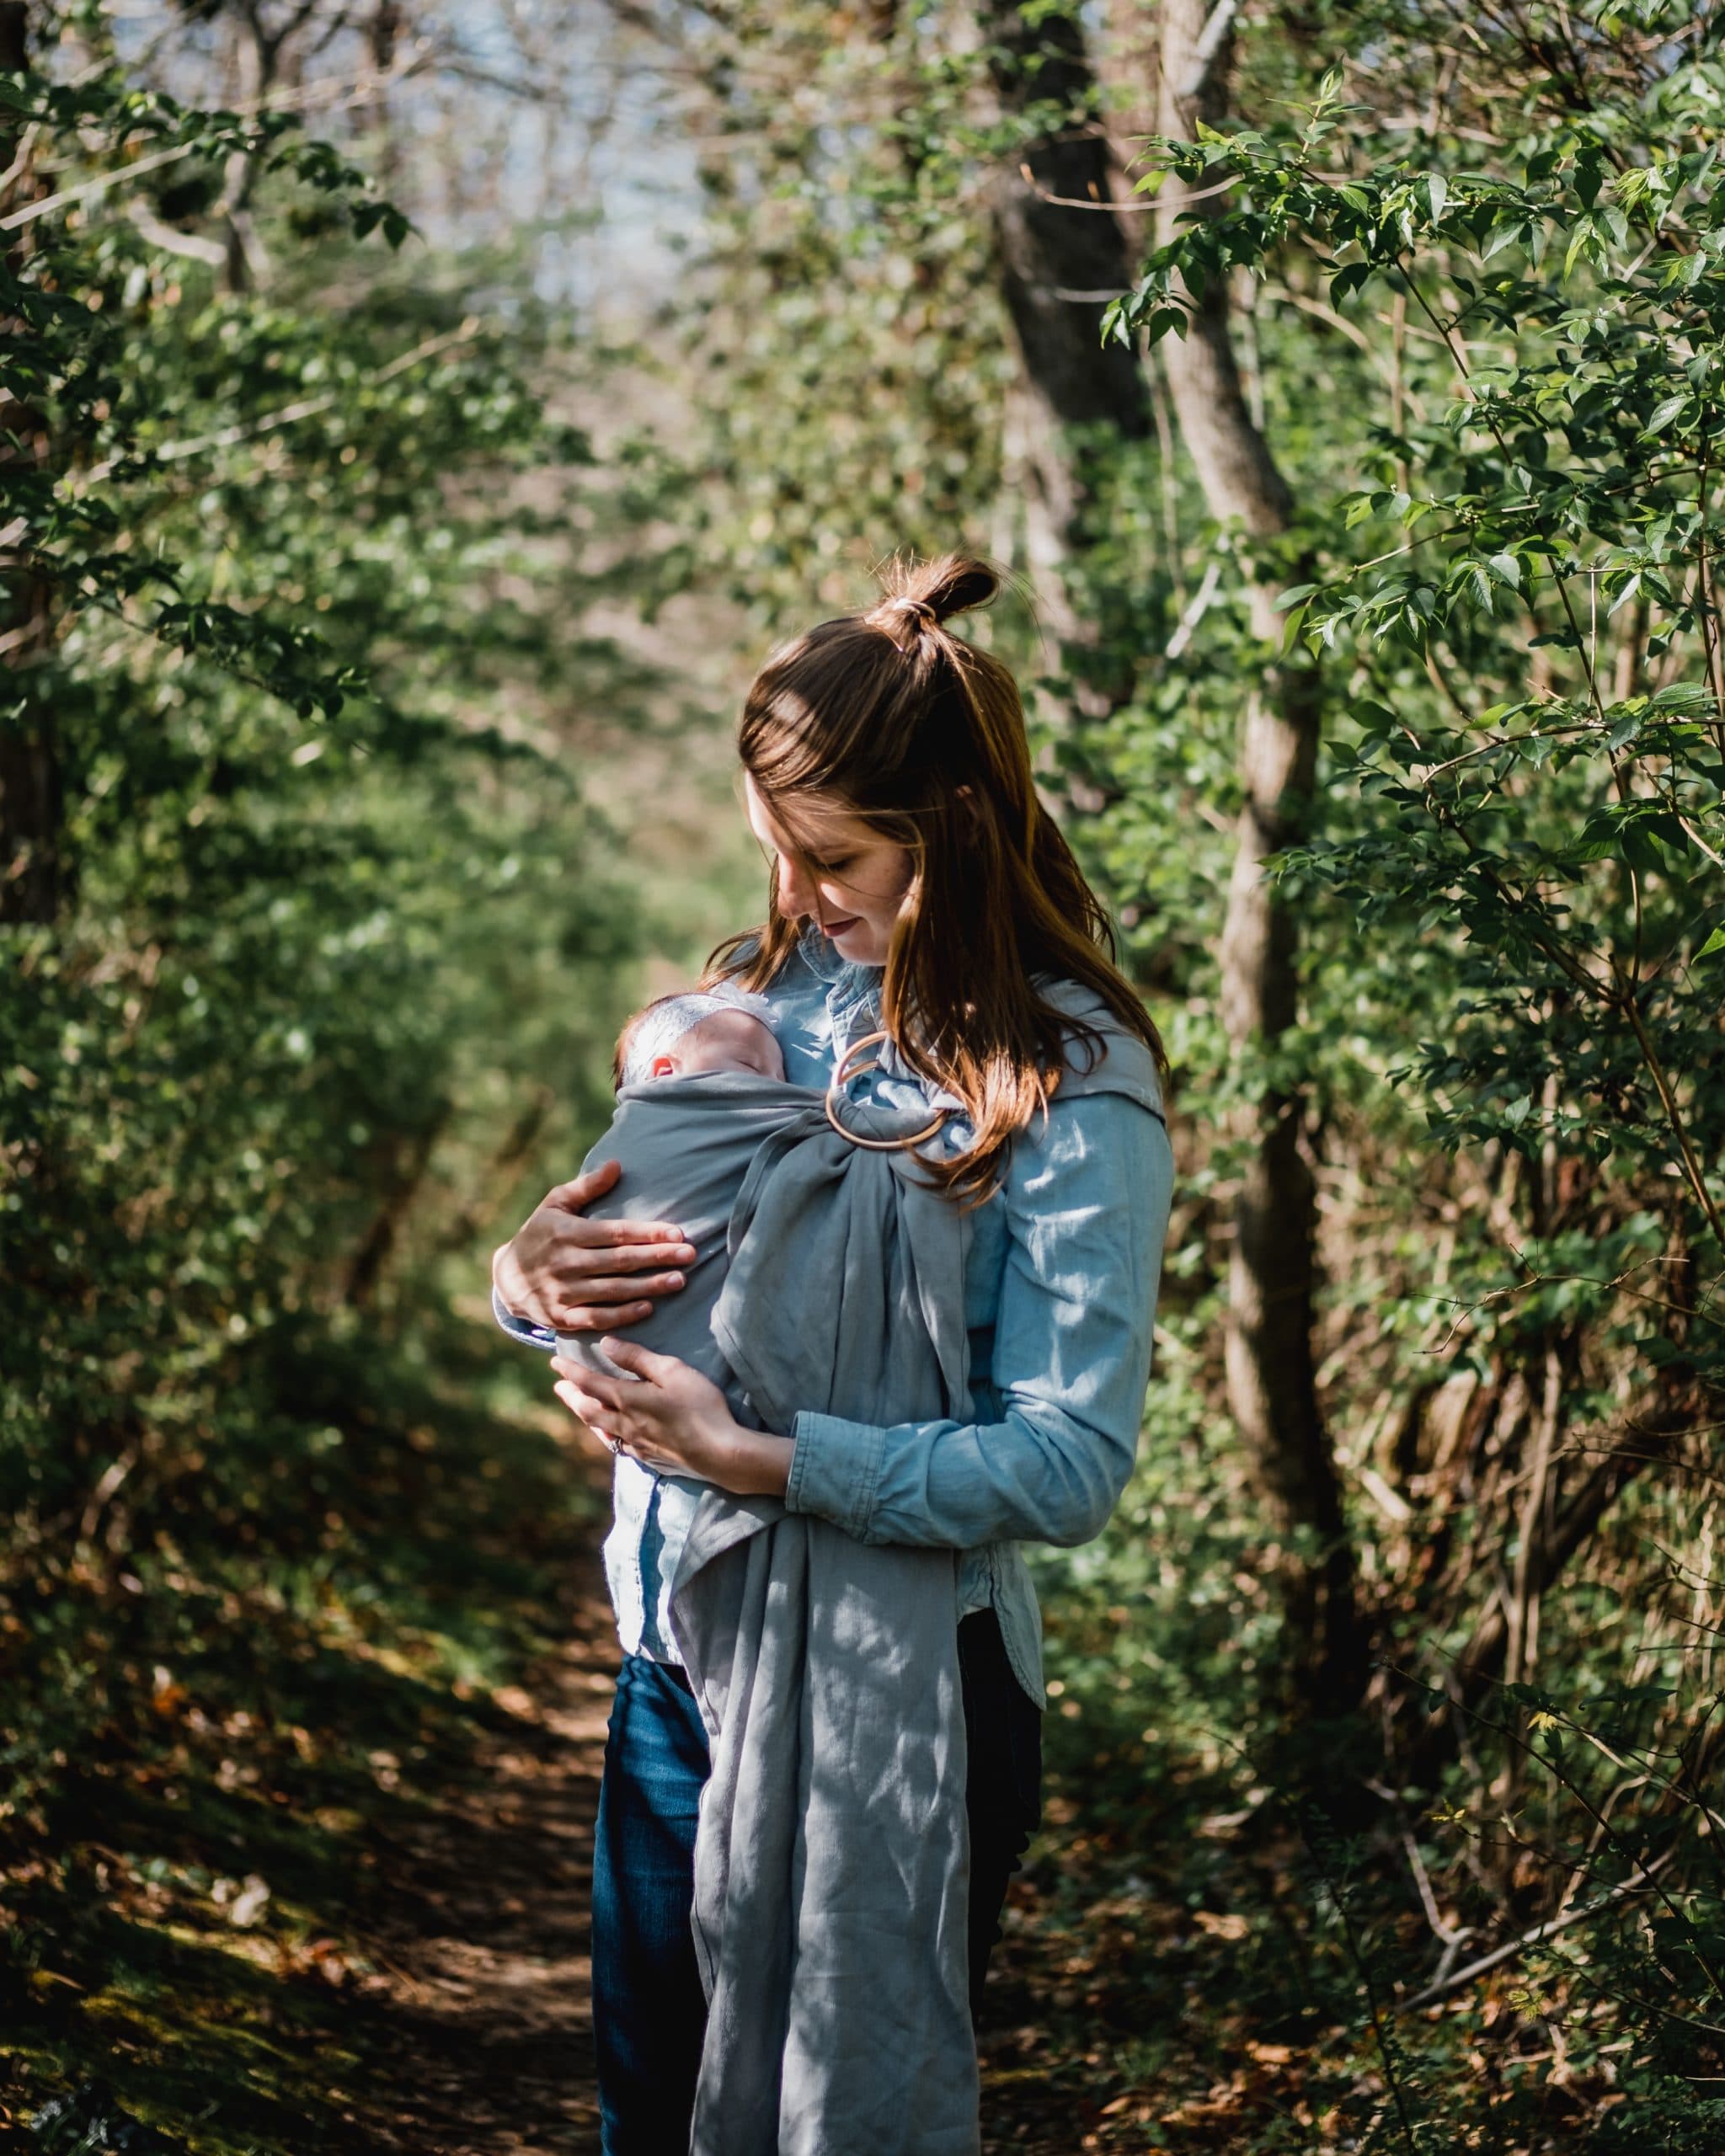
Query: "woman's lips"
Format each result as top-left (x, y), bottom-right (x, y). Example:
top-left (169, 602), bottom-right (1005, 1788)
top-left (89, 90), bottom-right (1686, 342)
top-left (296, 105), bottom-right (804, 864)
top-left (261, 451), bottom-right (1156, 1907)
top-left (820, 915), bottom-right (862, 937)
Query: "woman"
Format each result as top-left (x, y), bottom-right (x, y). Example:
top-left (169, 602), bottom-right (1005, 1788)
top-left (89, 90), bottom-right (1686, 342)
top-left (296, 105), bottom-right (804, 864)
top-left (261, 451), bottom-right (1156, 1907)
top-left (491, 554), bottom-right (1175, 2154)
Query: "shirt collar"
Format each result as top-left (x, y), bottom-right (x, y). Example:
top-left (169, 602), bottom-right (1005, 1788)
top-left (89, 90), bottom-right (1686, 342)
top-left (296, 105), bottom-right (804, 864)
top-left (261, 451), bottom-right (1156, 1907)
top-left (790, 922), bottom-right (880, 994)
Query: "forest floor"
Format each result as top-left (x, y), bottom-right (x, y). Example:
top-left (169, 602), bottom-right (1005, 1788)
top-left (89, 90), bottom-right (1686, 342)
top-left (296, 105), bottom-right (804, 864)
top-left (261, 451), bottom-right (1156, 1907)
top-left (259, 1508), bottom-right (1130, 2156)
top-left (12, 1316), bottom-right (1602, 2156)
top-left (4, 1338), bottom-right (1631, 2156)
top-left (2, 1363), bottom-right (1193, 2156)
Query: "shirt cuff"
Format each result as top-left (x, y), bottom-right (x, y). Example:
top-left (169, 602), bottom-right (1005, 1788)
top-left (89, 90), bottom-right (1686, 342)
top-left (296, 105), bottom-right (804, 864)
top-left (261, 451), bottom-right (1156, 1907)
top-left (785, 1410), bottom-right (887, 1540)
top-left (491, 1281), bottom-right (558, 1350)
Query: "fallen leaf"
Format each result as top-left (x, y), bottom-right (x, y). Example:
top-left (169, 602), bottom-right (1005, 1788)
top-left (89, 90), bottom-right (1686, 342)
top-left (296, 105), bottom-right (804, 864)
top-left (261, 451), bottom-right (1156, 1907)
top-left (1194, 1909), bottom-right (1250, 1940)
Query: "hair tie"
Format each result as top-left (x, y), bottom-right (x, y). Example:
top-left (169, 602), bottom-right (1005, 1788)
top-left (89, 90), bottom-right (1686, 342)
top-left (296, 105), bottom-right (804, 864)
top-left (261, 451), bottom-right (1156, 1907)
top-left (876, 594), bottom-right (939, 651)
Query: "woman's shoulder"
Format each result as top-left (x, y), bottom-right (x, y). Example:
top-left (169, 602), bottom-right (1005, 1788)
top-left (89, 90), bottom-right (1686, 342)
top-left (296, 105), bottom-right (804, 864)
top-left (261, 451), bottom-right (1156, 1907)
top-left (1036, 978), bottom-right (1167, 1122)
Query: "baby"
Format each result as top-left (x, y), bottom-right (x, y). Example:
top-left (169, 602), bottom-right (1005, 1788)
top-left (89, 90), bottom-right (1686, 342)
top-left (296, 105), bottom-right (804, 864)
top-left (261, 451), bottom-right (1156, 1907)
top-left (556, 986), bottom-right (799, 1654)
top-left (555, 988), bottom-right (790, 1391)
top-left (612, 990), bottom-right (784, 1089)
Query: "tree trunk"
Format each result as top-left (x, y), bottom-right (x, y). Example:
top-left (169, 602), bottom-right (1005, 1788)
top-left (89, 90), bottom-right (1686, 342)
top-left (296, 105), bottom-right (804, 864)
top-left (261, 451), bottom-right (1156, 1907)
top-left (1154, 0), bottom-right (1365, 1710)
top-left (0, 0), bottom-right (67, 928)
top-left (344, 1108), bottom-right (451, 1312)
top-left (977, 0), bottom-right (1150, 701)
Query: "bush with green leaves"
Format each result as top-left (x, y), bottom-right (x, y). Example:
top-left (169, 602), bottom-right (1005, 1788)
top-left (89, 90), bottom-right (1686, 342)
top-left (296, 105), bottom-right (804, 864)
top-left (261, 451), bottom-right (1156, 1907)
top-left (1, 0), bottom-right (637, 1861)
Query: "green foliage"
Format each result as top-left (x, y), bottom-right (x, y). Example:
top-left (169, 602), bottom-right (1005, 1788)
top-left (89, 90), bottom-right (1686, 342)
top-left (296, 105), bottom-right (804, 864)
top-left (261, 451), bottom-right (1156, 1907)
top-left (1023, 9), bottom-right (1725, 2143)
top-left (1109, 22), bottom-right (1725, 1275)
top-left (620, 8), bottom-right (1725, 2134)
top-left (12, 0), bottom-right (1725, 2148)
top-left (2, 8), bottom-right (649, 2134)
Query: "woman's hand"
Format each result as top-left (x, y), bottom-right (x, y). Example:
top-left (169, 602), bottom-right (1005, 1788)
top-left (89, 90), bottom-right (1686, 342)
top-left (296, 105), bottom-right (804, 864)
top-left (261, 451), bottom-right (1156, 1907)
top-left (493, 1159), bottom-right (697, 1332)
top-left (552, 1338), bottom-right (793, 1498)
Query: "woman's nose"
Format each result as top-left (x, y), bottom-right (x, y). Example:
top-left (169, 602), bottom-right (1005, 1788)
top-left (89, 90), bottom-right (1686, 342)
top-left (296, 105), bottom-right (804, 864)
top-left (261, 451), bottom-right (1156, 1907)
top-left (775, 854), bottom-right (813, 919)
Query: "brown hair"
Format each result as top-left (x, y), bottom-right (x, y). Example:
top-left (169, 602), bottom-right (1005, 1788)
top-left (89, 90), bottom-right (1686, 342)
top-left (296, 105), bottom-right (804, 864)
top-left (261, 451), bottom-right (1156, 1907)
top-left (705, 552), bottom-right (1167, 1201)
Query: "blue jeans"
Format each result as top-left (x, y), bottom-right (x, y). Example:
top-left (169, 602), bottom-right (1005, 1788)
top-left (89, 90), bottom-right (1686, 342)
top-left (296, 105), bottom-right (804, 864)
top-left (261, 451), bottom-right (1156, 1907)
top-left (591, 1609), bottom-right (1042, 2156)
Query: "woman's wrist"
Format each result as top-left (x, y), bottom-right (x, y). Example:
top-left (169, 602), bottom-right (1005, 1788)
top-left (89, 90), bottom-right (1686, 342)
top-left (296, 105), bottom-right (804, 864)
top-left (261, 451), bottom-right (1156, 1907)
top-left (491, 1239), bottom-right (519, 1313)
top-left (492, 1237), bottom-right (536, 1323)
top-left (715, 1422), bottom-right (794, 1499)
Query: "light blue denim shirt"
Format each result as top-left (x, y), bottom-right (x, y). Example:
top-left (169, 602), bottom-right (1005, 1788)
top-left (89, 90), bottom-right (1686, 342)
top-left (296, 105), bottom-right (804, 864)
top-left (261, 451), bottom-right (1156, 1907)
top-left (493, 927), bottom-right (1174, 1705)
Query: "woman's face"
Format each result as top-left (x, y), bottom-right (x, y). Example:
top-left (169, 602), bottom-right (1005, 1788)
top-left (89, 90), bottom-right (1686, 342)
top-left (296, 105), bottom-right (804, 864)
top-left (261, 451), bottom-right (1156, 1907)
top-left (743, 774), bottom-right (914, 968)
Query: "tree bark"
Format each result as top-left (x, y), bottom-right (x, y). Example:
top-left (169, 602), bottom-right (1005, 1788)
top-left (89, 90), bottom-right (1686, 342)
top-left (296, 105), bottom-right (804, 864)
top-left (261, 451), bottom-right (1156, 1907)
top-left (977, 0), bottom-right (1150, 696)
top-left (0, 0), bottom-right (68, 928)
top-left (1154, 0), bottom-right (1365, 1710)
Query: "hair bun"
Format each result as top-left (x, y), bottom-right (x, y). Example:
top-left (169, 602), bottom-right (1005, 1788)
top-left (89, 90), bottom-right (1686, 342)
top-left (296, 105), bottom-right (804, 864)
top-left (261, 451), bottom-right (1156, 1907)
top-left (871, 552), bottom-right (999, 633)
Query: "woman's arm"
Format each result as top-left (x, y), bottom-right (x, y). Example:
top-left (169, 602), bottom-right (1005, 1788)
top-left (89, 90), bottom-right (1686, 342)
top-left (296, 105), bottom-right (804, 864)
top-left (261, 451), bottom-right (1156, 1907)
top-left (782, 1091), bottom-right (1173, 1549)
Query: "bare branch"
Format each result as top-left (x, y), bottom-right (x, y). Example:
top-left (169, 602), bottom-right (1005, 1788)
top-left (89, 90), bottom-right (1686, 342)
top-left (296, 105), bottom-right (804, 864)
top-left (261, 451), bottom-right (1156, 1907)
top-left (1397, 1850), bottom-right (1677, 2015)
top-left (1178, 0), bottom-right (1238, 104)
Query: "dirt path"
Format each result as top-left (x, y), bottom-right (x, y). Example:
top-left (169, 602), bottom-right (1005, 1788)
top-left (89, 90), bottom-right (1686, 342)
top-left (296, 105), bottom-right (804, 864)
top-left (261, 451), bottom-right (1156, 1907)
top-left (348, 1496), bottom-right (1059, 2156)
top-left (357, 1554), bottom-right (619, 2156)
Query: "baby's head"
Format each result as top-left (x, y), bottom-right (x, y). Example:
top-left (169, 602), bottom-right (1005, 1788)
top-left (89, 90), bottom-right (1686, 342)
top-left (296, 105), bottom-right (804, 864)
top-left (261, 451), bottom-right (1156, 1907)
top-left (613, 991), bottom-right (784, 1091)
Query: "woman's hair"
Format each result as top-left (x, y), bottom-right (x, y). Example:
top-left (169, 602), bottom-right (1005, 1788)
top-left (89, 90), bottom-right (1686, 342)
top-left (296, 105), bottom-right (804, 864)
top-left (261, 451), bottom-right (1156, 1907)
top-left (705, 552), bottom-right (1167, 1202)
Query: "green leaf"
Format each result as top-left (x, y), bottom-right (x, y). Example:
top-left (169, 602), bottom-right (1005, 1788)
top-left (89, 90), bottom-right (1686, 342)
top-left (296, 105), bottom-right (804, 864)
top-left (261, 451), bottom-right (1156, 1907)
top-left (1481, 219), bottom-right (1525, 263)
top-left (1643, 392), bottom-right (1691, 434)
top-left (1622, 825), bottom-right (1665, 876)
top-left (1562, 217), bottom-right (1594, 280)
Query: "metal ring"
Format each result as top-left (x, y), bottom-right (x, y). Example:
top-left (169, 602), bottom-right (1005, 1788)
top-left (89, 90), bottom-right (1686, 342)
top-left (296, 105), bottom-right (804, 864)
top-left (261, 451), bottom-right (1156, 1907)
top-left (823, 1029), bottom-right (950, 1152)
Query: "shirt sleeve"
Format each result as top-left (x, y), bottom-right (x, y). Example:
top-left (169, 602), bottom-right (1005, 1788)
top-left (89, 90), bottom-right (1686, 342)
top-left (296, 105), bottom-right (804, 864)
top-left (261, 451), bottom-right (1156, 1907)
top-left (782, 1089), bottom-right (1173, 1550)
top-left (491, 1281), bottom-right (558, 1351)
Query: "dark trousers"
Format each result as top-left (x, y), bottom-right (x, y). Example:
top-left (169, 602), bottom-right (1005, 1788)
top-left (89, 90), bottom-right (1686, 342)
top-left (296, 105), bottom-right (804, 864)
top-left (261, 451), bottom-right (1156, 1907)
top-left (591, 1609), bottom-right (1043, 2156)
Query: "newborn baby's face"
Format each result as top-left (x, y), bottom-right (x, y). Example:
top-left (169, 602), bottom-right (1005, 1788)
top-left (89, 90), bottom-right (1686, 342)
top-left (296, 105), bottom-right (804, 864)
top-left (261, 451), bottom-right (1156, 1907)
top-left (670, 1009), bottom-right (784, 1081)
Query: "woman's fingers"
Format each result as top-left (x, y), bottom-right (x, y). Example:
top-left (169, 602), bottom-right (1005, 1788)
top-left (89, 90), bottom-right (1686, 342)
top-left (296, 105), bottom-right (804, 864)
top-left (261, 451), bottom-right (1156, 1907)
top-left (569, 1217), bottom-right (695, 1257)
top-left (558, 1302), bottom-right (654, 1332)
top-left (546, 1167), bottom-right (686, 1248)
top-left (553, 1378), bottom-right (617, 1444)
top-left (564, 1233), bottom-right (697, 1271)
top-left (597, 1337), bottom-right (681, 1385)
top-left (497, 1156), bottom-right (695, 1333)
top-left (554, 1361), bottom-right (623, 1415)
top-left (558, 1267), bottom-right (684, 1305)
top-left (552, 1359), bottom-right (618, 1416)
top-left (552, 1269), bottom-right (686, 1333)
top-left (547, 1241), bottom-right (694, 1327)
top-left (545, 1158), bottom-right (623, 1209)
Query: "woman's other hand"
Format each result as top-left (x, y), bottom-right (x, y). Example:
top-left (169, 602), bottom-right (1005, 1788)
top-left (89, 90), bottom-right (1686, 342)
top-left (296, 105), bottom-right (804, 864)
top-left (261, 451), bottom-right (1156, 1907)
top-left (492, 1160), bottom-right (697, 1332)
top-left (552, 1339), bottom-right (793, 1498)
